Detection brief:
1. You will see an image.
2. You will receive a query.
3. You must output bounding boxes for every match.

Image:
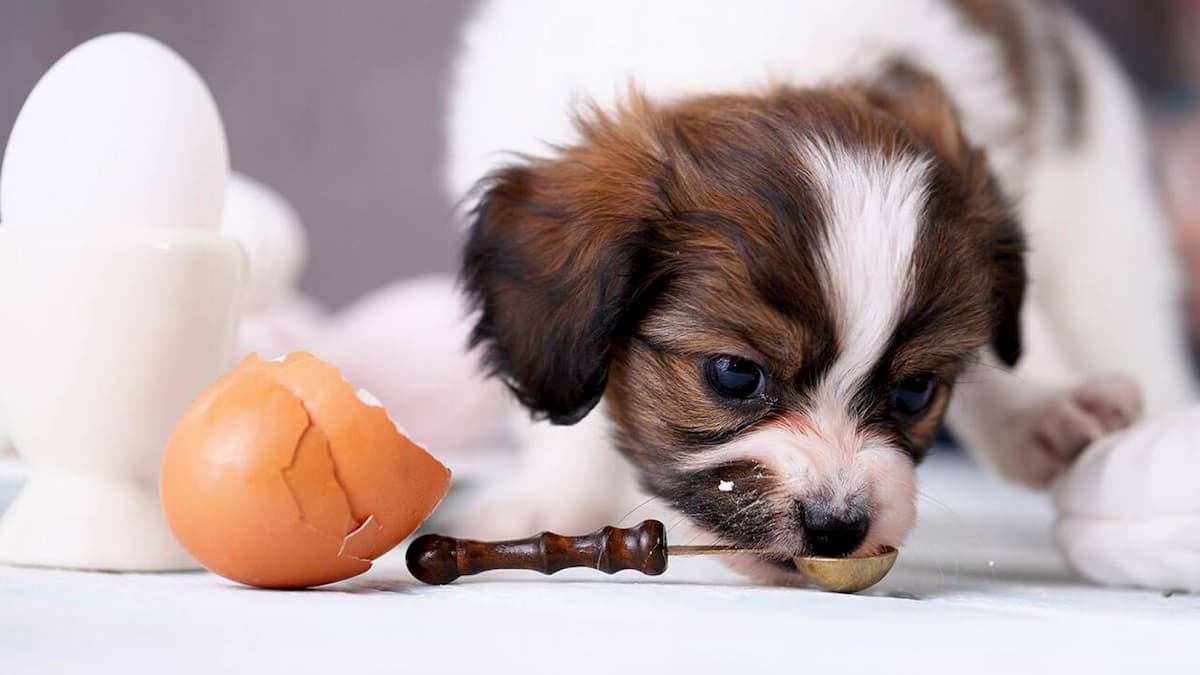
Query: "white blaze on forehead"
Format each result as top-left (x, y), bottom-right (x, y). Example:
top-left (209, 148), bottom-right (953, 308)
top-left (802, 139), bottom-right (932, 416)
top-left (680, 143), bottom-right (932, 480)
top-left (671, 145), bottom-right (928, 550)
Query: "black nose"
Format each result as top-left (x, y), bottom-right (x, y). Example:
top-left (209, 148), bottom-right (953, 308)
top-left (802, 506), bottom-right (869, 558)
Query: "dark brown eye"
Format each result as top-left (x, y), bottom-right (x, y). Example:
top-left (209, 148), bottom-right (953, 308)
top-left (705, 355), bottom-right (766, 399)
top-left (890, 375), bottom-right (937, 418)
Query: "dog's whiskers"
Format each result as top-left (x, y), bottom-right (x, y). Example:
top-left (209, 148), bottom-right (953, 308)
top-left (614, 494), bottom-right (663, 527)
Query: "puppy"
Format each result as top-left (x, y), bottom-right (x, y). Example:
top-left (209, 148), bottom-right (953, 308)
top-left (445, 0), bottom-right (1198, 584)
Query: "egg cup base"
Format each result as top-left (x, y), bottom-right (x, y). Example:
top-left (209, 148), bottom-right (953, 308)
top-left (0, 473), bottom-right (198, 571)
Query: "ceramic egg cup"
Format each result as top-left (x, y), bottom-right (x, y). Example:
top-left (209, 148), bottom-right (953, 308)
top-left (0, 225), bottom-right (243, 570)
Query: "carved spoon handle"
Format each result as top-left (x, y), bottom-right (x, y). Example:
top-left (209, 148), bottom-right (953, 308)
top-left (406, 520), bottom-right (670, 585)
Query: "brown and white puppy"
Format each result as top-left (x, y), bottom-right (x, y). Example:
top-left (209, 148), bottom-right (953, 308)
top-left (447, 0), bottom-right (1197, 584)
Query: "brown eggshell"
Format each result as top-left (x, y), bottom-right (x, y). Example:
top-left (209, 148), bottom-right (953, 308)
top-left (161, 352), bottom-right (451, 588)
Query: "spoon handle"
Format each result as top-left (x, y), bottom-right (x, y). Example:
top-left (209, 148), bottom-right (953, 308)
top-left (406, 520), bottom-right (670, 585)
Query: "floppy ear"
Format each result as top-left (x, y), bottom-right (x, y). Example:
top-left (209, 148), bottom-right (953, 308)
top-left (987, 223), bottom-right (1026, 366)
top-left (864, 61), bottom-right (1027, 366)
top-left (862, 60), bottom-right (977, 172)
top-left (460, 105), bottom-right (667, 424)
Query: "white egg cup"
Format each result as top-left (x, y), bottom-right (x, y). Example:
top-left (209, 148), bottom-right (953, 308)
top-left (0, 225), bottom-right (243, 570)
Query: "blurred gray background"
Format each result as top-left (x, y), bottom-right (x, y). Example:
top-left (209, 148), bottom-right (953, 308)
top-left (0, 1), bottom-right (1178, 309)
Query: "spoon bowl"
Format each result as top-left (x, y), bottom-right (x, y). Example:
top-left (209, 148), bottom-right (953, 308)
top-left (792, 546), bottom-right (899, 593)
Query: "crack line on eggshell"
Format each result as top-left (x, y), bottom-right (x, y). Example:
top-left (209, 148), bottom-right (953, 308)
top-left (280, 414), bottom-right (321, 525)
top-left (266, 356), bottom-right (387, 538)
top-left (280, 400), bottom-right (378, 543)
top-left (292, 396), bottom-right (381, 542)
top-left (303, 399), bottom-right (378, 535)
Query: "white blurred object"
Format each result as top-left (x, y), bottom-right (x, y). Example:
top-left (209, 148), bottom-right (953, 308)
top-left (1053, 405), bottom-right (1200, 591)
top-left (0, 33), bottom-right (226, 231)
top-left (221, 173), bottom-right (308, 309)
top-left (222, 172), bottom-right (325, 361)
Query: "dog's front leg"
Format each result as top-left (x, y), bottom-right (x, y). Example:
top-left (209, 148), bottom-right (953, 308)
top-left (946, 302), bottom-right (1142, 488)
top-left (450, 402), bottom-right (637, 538)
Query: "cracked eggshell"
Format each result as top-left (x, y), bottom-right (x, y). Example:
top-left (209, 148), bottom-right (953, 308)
top-left (160, 352), bottom-right (451, 588)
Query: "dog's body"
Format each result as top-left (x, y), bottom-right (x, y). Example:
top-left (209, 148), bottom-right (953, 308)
top-left (445, 0), bottom-right (1197, 584)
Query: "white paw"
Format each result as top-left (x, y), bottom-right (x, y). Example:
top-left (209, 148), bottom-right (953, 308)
top-left (1001, 374), bottom-right (1143, 488)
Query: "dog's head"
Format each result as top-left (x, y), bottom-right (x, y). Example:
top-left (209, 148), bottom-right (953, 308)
top-left (461, 65), bottom-right (1024, 580)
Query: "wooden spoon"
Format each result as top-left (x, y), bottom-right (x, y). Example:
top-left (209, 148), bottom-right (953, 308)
top-left (405, 520), bottom-right (897, 593)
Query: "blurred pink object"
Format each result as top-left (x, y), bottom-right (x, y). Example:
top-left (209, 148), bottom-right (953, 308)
top-left (327, 275), bottom-right (510, 471)
top-left (235, 276), bottom-right (510, 476)
top-left (224, 174), bottom-right (509, 475)
top-left (235, 293), bottom-right (330, 359)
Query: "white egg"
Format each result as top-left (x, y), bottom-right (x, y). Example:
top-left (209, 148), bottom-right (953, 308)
top-left (0, 33), bottom-right (228, 231)
top-left (221, 173), bottom-right (308, 309)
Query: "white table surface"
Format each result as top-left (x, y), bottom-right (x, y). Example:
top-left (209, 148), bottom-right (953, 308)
top-left (2, 452), bottom-right (1197, 674)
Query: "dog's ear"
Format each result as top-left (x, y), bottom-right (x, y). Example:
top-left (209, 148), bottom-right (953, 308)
top-left (861, 61), bottom-right (974, 172)
top-left (461, 104), bottom-right (666, 424)
top-left (865, 62), bottom-right (1026, 367)
top-left (988, 223), bottom-right (1026, 366)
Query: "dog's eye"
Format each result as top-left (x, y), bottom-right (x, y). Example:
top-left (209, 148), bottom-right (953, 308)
top-left (890, 375), bottom-right (937, 417)
top-left (705, 355), bottom-right (766, 399)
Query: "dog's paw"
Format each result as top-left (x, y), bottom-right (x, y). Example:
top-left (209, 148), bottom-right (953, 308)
top-left (1002, 374), bottom-right (1143, 489)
